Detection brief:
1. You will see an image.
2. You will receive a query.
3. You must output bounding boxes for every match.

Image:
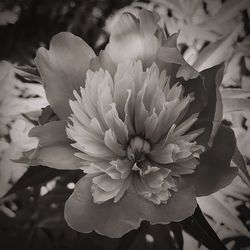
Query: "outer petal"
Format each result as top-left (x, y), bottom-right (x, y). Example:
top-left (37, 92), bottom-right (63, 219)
top-left (65, 176), bottom-right (196, 238)
top-left (106, 10), bottom-right (159, 67)
top-left (18, 121), bottom-right (82, 169)
top-left (190, 125), bottom-right (238, 196)
top-left (19, 145), bottom-right (83, 170)
top-left (90, 50), bottom-right (116, 77)
top-left (29, 120), bottom-right (70, 146)
top-left (35, 32), bottom-right (95, 119)
top-left (180, 64), bottom-right (224, 148)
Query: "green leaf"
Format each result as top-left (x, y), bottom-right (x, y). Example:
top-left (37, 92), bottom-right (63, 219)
top-left (181, 205), bottom-right (227, 250)
top-left (2, 165), bottom-right (65, 198)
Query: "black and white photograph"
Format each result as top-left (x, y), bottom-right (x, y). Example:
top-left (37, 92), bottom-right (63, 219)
top-left (0, 0), bottom-right (250, 249)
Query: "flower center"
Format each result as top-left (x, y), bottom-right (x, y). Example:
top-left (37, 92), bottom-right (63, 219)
top-left (126, 136), bottom-right (151, 163)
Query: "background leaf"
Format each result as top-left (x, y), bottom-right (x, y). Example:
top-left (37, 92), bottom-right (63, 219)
top-left (181, 205), bottom-right (228, 250)
top-left (2, 165), bottom-right (67, 198)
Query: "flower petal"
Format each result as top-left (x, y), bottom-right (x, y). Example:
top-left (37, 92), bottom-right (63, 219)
top-left (29, 120), bottom-right (70, 146)
top-left (35, 32), bottom-right (95, 119)
top-left (104, 129), bottom-right (126, 157)
top-left (107, 12), bottom-right (142, 64)
top-left (190, 125), bottom-right (238, 196)
top-left (19, 145), bottom-right (83, 170)
top-left (64, 176), bottom-right (196, 238)
top-left (106, 11), bottom-right (159, 67)
top-left (18, 121), bottom-right (82, 169)
top-left (90, 49), bottom-right (116, 77)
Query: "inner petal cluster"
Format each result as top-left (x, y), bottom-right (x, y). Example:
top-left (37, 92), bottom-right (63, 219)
top-left (66, 60), bottom-right (204, 205)
top-left (126, 136), bottom-right (151, 162)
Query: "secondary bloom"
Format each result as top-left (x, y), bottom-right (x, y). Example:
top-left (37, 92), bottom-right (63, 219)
top-left (20, 9), bottom-right (238, 237)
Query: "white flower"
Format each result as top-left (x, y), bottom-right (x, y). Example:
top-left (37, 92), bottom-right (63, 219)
top-left (21, 9), bottom-right (238, 238)
top-left (66, 61), bottom-right (204, 205)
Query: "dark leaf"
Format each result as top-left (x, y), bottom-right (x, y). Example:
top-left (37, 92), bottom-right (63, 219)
top-left (189, 124), bottom-right (238, 196)
top-left (181, 205), bottom-right (228, 250)
top-left (39, 105), bottom-right (59, 125)
top-left (170, 222), bottom-right (183, 250)
top-left (180, 63), bottom-right (224, 148)
top-left (2, 165), bottom-right (65, 198)
top-left (232, 145), bottom-right (250, 188)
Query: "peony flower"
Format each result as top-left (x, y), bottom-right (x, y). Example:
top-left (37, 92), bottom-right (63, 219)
top-left (20, 9), bottom-right (238, 237)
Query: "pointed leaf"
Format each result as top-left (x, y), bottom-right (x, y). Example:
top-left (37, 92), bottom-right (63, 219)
top-left (193, 24), bottom-right (242, 71)
top-left (181, 205), bottom-right (227, 250)
top-left (232, 146), bottom-right (250, 188)
top-left (198, 195), bottom-right (250, 237)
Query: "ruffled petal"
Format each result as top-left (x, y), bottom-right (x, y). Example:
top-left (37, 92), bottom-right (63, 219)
top-left (104, 104), bottom-right (128, 145)
top-left (190, 125), bottom-right (238, 196)
top-left (35, 32), bottom-right (95, 119)
top-left (65, 176), bottom-right (196, 238)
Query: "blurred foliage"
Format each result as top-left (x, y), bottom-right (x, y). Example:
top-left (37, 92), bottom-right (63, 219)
top-left (0, 0), bottom-right (133, 64)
